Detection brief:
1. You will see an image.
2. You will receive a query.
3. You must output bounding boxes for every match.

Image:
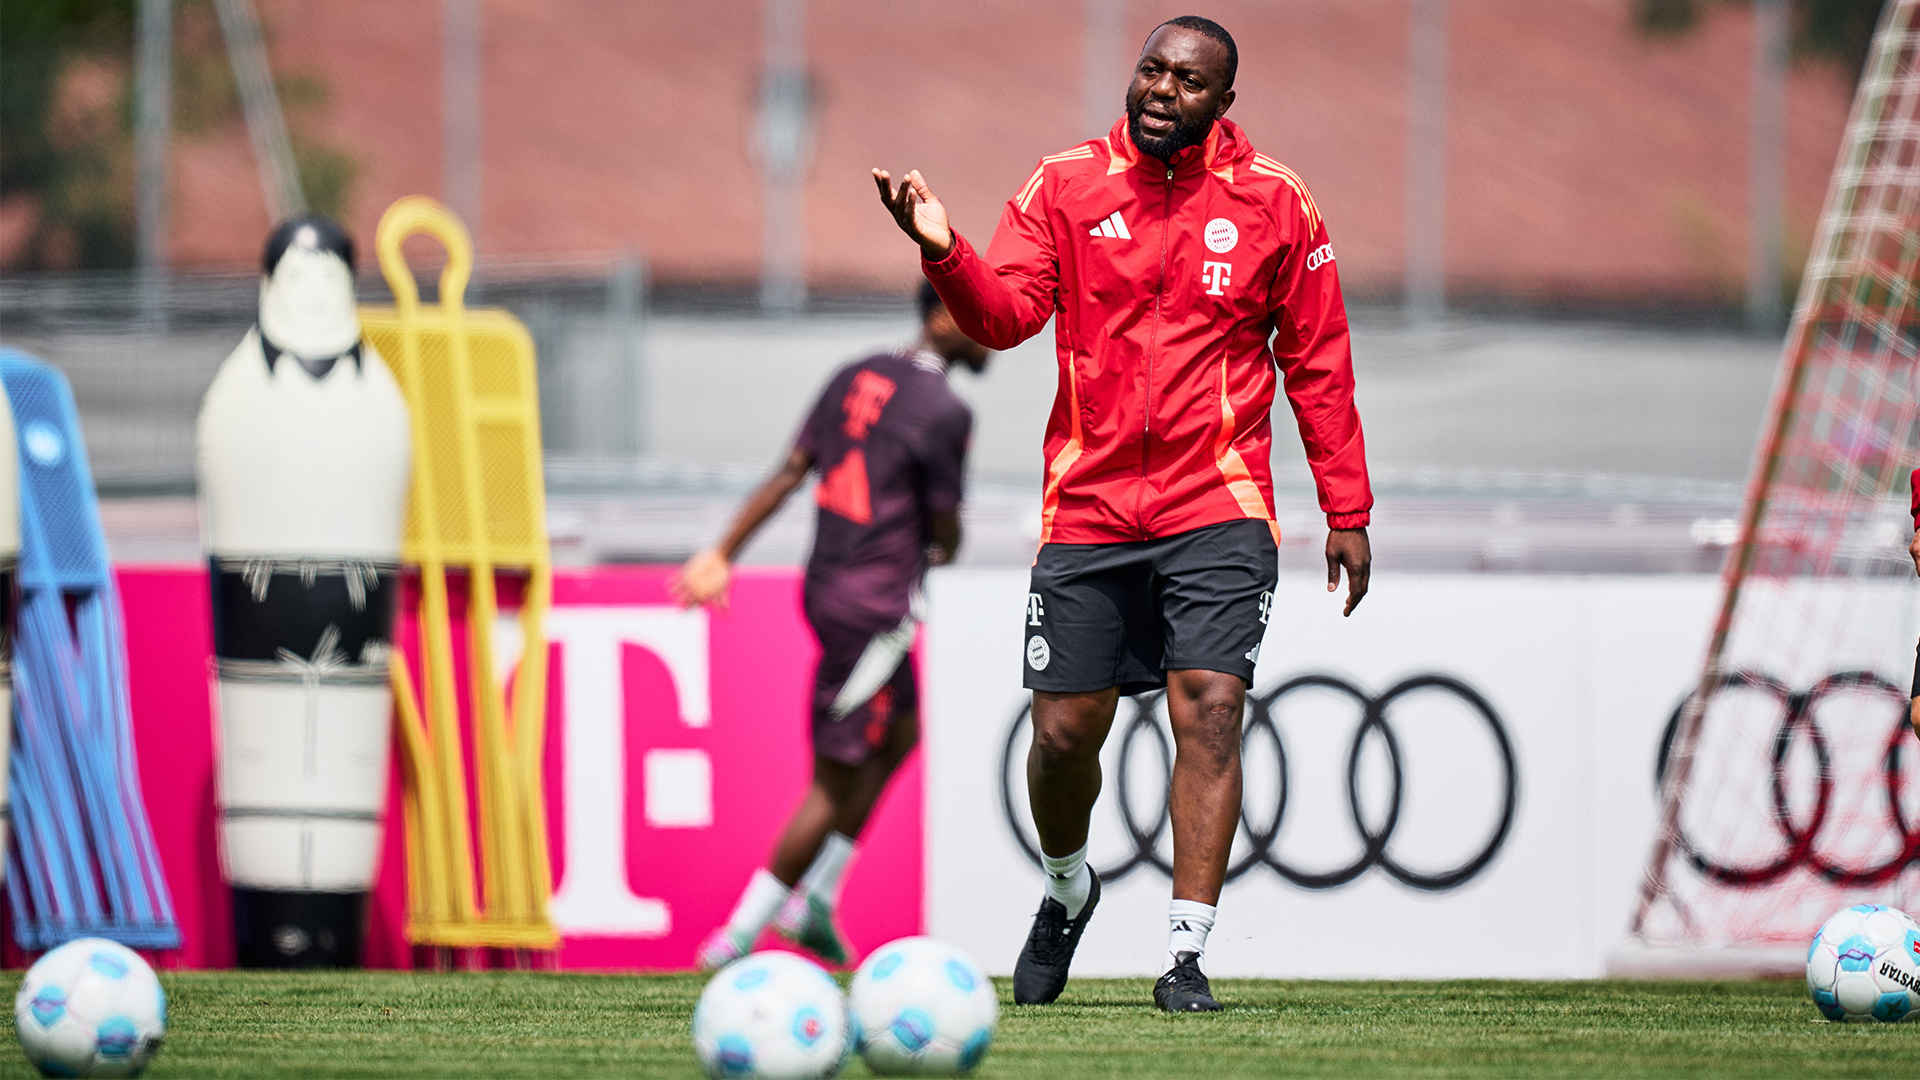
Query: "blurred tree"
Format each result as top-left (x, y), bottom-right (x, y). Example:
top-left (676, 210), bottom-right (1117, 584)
top-left (0, 0), bottom-right (357, 271)
top-left (0, 0), bottom-right (138, 268)
top-left (276, 71), bottom-right (356, 221)
top-left (1634, 0), bottom-right (1888, 79)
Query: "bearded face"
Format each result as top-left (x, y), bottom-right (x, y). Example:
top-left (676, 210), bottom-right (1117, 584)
top-left (1121, 24), bottom-right (1235, 163)
top-left (1126, 90), bottom-right (1216, 161)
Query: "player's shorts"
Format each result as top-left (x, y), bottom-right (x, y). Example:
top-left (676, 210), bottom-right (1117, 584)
top-left (808, 608), bottom-right (917, 766)
top-left (1022, 518), bottom-right (1278, 695)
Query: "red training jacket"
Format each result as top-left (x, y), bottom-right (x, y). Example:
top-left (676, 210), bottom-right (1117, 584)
top-left (924, 117), bottom-right (1372, 545)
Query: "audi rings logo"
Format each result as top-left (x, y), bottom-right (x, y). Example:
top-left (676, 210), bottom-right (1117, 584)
top-left (998, 673), bottom-right (1519, 892)
top-left (1656, 669), bottom-right (1920, 889)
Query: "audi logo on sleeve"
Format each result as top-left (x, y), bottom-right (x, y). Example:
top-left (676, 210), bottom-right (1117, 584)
top-left (998, 672), bottom-right (1518, 892)
top-left (1655, 668), bottom-right (1920, 888)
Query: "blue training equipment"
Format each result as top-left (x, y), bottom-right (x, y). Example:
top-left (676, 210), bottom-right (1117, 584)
top-left (0, 350), bottom-right (178, 950)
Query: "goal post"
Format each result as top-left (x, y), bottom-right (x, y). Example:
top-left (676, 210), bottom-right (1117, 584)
top-left (1625, 0), bottom-right (1920, 970)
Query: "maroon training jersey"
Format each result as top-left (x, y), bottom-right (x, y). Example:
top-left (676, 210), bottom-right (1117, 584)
top-left (795, 349), bottom-right (972, 628)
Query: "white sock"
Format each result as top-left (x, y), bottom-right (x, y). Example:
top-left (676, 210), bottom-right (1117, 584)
top-left (1167, 891), bottom-right (1213, 968)
top-left (1167, 899), bottom-right (1216, 970)
top-left (1041, 844), bottom-right (1091, 919)
top-left (724, 869), bottom-right (791, 944)
top-left (799, 832), bottom-right (857, 906)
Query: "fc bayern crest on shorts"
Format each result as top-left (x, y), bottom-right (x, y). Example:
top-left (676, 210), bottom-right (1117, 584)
top-left (1026, 635), bottom-right (1051, 671)
top-left (1023, 519), bottom-right (1276, 694)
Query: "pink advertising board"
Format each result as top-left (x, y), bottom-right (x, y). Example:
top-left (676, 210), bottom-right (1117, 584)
top-left (112, 565), bottom-right (923, 970)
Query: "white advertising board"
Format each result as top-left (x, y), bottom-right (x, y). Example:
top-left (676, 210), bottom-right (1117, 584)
top-left (924, 571), bottom-right (1724, 978)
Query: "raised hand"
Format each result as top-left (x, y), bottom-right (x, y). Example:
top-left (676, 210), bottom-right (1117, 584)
top-left (873, 168), bottom-right (955, 260)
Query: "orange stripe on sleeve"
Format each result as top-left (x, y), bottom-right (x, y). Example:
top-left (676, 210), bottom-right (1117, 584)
top-left (1016, 147), bottom-right (1096, 212)
top-left (1274, 163), bottom-right (1322, 228)
top-left (1015, 166), bottom-right (1048, 213)
top-left (1250, 156), bottom-right (1321, 232)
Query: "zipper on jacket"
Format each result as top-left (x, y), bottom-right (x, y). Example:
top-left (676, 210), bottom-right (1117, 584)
top-left (1139, 167), bottom-right (1174, 538)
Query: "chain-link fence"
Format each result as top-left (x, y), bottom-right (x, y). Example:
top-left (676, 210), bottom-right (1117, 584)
top-left (0, 256), bottom-right (650, 491)
top-left (0, 263), bottom-right (1782, 495)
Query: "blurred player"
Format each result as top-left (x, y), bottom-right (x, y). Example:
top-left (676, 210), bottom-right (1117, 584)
top-left (875, 16), bottom-right (1372, 1011)
top-left (675, 282), bottom-right (988, 969)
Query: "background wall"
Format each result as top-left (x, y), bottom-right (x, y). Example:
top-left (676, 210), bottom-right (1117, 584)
top-left (2, 1), bottom-right (1858, 306)
top-left (118, 565), bottom-right (925, 970)
top-left (926, 570), bottom-right (1920, 977)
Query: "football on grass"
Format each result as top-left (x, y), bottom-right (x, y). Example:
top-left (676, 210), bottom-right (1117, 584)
top-left (1806, 904), bottom-right (1920, 1022)
top-left (848, 937), bottom-right (996, 1076)
top-left (692, 951), bottom-right (850, 1078)
top-left (14, 938), bottom-right (167, 1077)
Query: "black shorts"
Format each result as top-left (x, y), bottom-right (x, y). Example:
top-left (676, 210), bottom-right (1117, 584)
top-left (1022, 518), bottom-right (1278, 695)
top-left (808, 608), bottom-right (917, 766)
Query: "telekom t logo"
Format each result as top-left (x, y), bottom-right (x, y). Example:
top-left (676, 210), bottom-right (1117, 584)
top-left (494, 605), bottom-right (711, 938)
top-left (841, 370), bottom-right (897, 440)
top-left (1201, 261), bottom-right (1232, 295)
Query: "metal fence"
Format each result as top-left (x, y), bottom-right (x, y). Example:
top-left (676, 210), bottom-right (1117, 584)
top-left (0, 256), bottom-right (649, 491)
top-left (0, 261), bottom-right (1789, 502)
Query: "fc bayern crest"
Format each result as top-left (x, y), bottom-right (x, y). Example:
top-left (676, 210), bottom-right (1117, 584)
top-left (1204, 218), bottom-right (1238, 253)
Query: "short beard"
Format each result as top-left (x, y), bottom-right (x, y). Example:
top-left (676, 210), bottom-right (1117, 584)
top-left (1125, 94), bottom-right (1214, 161)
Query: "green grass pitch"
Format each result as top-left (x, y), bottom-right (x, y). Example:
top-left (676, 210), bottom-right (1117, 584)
top-left (0, 971), bottom-right (1914, 1077)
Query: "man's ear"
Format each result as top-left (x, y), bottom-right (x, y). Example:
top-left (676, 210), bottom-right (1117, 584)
top-left (1215, 87), bottom-right (1235, 119)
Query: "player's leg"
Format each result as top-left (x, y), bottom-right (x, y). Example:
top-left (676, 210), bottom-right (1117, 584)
top-left (1150, 519), bottom-right (1277, 1012)
top-left (828, 703), bottom-right (921, 837)
top-left (1013, 542), bottom-right (1148, 1004)
top-left (1029, 689), bottom-right (1120, 852)
top-left (773, 698), bottom-right (922, 965)
top-left (769, 693), bottom-right (919, 882)
top-left (1156, 668), bottom-right (1245, 1010)
top-left (700, 608), bottom-right (878, 969)
top-left (1029, 687), bottom-right (1120, 903)
top-left (1910, 636), bottom-right (1919, 742)
top-left (1010, 690), bottom-right (1119, 1005)
top-left (1165, 669), bottom-right (1246, 905)
top-left (698, 758), bottom-right (849, 969)
top-left (769, 757), bottom-right (861, 884)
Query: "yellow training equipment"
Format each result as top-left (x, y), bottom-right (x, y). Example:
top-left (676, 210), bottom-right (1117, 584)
top-left (360, 195), bottom-right (557, 950)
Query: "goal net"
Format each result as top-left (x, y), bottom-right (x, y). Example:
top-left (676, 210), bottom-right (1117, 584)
top-left (1631, 0), bottom-right (1920, 964)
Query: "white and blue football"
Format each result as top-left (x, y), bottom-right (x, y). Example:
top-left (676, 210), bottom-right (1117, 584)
top-left (691, 951), bottom-right (850, 1079)
top-left (14, 938), bottom-right (166, 1077)
top-left (1806, 904), bottom-right (1920, 1023)
top-left (848, 937), bottom-right (996, 1076)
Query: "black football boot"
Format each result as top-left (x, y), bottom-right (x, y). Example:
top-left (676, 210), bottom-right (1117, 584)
top-left (1012, 869), bottom-right (1101, 1005)
top-left (1154, 951), bottom-right (1223, 1012)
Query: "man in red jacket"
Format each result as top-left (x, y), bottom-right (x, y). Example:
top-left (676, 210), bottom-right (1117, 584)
top-left (875, 15), bottom-right (1371, 1012)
